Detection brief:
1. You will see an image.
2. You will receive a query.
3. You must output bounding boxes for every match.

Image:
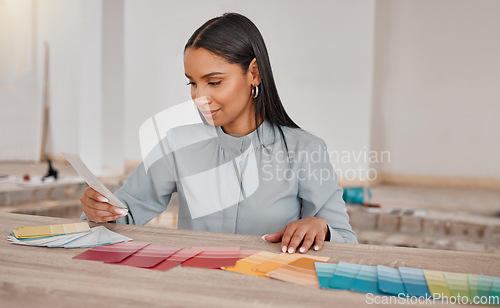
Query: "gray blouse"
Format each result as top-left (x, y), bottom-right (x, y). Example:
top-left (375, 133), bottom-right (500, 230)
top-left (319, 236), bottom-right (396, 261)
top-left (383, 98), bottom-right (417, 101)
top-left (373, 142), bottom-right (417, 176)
top-left (81, 120), bottom-right (357, 243)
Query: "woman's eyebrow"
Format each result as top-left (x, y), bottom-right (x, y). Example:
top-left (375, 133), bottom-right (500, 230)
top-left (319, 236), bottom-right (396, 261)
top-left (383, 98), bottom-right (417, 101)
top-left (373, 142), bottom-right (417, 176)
top-left (185, 72), bottom-right (225, 79)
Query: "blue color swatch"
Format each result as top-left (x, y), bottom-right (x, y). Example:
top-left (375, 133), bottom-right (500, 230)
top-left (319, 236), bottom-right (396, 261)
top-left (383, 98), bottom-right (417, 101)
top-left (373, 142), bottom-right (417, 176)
top-left (377, 265), bottom-right (407, 296)
top-left (399, 267), bottom-right (432, 298)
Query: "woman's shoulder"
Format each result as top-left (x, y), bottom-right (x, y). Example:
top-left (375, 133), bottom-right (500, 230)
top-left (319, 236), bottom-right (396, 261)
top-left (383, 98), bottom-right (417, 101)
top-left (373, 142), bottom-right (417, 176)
top-left (166, 123), bottom-right (216, 139)
top-left (277, 125), bottom-right (327, 151)
top-left (164, 123), bottom-right (217, 150)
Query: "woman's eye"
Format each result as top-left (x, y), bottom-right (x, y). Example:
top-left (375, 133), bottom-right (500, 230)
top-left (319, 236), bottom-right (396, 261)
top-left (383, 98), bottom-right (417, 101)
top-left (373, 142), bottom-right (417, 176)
top-left (187, 81), bottom-right (196, 86)
top-left (208, 81), bottom-right (221, 86)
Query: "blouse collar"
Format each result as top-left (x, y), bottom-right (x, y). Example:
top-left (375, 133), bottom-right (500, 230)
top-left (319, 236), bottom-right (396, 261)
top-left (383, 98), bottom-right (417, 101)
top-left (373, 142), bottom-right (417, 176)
top-left (215, 120), bottom-right (276, 155)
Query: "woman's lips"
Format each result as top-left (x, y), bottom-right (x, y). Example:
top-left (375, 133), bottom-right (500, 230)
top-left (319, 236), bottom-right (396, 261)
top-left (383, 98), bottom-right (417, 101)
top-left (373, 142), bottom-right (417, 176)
top-left (201, 109), bottom-right (220, 118)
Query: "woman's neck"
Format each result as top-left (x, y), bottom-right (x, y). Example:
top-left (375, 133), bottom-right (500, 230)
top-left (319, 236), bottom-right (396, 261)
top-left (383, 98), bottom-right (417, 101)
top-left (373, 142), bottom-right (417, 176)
top-left (222, 115), bottom-right (263, 136)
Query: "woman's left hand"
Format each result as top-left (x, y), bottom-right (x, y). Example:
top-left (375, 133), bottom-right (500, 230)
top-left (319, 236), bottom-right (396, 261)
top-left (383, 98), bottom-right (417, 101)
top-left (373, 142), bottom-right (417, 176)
top-left (263, 217), bottom-right (329, 254)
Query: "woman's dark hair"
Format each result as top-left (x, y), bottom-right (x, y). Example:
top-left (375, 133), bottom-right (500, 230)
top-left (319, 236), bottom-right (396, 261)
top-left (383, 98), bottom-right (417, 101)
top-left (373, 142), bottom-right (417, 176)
top-left (184, 12), bottom-right (300, 148)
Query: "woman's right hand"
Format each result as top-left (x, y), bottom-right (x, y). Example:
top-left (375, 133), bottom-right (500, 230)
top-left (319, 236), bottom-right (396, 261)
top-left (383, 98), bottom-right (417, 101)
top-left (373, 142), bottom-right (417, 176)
top-left (80, 187), bottom-right (128, 223)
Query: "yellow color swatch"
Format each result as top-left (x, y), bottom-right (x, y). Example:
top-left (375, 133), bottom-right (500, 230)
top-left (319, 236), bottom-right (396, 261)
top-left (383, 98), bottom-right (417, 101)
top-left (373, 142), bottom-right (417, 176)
top-left (266, 257), bottom-right (328, 288)
top-left (424, 270), bottom-right (452, 298)
top-left (223, 251), bottom-right (278, 278)
top-left (444, 272), bottom-right (471, 300)
top-left (13, 222), bottom-right (90, 238)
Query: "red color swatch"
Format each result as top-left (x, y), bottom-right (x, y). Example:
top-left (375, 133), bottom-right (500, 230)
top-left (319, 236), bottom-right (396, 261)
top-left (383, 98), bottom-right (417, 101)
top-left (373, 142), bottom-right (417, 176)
top-left (72, 241), bottom-right (150, 263)
top-left (150, 248), bottom-right (203, 271)
top-left (106, 246), bottom-right (182, 268)
top-left (181, 246), bottom-right (240, 269)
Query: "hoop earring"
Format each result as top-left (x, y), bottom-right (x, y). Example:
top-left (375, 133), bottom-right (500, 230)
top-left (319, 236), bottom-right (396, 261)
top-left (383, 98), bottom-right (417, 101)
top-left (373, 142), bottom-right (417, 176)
top-left (252, 85), bottom-right (259, 99)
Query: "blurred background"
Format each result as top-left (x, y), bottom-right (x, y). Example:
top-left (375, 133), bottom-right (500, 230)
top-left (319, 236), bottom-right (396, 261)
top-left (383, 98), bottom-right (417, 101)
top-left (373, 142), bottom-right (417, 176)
top-left (0, 0), bottom-right (499, 252)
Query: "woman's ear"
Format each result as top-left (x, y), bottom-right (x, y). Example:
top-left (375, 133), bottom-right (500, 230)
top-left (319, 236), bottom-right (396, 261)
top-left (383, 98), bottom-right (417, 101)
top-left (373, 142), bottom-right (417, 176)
top-left (248, 58), bottom-right (261, 86)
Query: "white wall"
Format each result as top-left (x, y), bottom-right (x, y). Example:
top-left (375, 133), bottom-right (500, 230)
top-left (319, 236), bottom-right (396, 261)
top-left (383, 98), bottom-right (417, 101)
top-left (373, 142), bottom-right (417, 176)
top-left (371, 0), bottom-right (500, 178)
top-left (124, 0), bottom-right (376, 179)
top-left (33, 0), bottom-right (124, 174)
top-left (36, 0), bottom-right (81, 159)
top-left (2, 0), bottom-right (499, 182)
top-left (0, 0), bottom-right (40, 161)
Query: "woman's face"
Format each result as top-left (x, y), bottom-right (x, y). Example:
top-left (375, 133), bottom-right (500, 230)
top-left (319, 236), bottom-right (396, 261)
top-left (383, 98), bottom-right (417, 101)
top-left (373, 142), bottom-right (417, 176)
top-left (184, 47), bottom-right (259, 135)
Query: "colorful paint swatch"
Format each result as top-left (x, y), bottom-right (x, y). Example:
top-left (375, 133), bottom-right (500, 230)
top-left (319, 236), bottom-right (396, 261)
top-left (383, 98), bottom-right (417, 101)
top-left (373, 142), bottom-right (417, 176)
top-left (423, 270), bottom-right (452, 298)
top-left (490, 277), bottom-right (500, 299)
top-left (73, 241), bottom-right (149, 263)
top-left (351, 265), bottom-right (386, 295)
top-left (13, 222), bottom-right (90, 238)
top-left (63, 226), bottom-right (131, 248)
top-left (181, 246), bottom-right (240, 269)
top-left (377, 265), bottom-right (406, 296)
top-left (423, 270), bottom-right (452, 299)
top-left (106, 246), bottom-right (182, 268)
top-left (238, 250), bottom-right (261, 259)
top-left (399, 267), bottom-right (431, 298)
top-left (94, 226), bottom-right (130, 246)
top-left (444, 272), bottom-right (470, 300)
top-left (150, 248), bottom-right (202, 271)
top-left (329, 262), bottom-right (362, 290)
top-left (314, 262), bottom-right (337, 289)
top-left (254, 253), bottom-right (330, 275)
top-left (223, 251), bottom-right (277, 278)
top-left (10, 230), bottom-right (90, 246)
top-left (266, 257), bottom-right (327, 287)
top-left (9, 226), bottom-right (131, 248)
top-left (468, 275), bottom-right (479, 300)
top-left (478, 275), bottom-right (495, 299)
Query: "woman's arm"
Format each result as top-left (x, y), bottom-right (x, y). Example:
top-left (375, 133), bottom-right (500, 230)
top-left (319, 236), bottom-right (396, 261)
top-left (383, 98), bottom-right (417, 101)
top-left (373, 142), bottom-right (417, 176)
top-left (264, 137), bottom-right (357, 252)
top-left (80, 149), bottom-right (177, 225)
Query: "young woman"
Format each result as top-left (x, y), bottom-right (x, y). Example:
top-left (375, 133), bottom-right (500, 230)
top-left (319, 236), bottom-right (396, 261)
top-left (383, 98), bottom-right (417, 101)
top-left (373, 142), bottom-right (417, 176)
top-left (80, 12), bottom-right (357, 254)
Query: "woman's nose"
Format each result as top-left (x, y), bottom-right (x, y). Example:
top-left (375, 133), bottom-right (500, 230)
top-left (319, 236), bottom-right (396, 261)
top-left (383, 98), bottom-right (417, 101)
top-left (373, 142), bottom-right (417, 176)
top-left (194, 95), bottom-right (211, 109)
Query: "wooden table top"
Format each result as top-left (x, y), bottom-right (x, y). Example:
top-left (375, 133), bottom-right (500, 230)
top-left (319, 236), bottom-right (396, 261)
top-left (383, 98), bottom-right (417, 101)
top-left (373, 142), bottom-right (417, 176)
top-left (1, 212), bottom-right (499, 307)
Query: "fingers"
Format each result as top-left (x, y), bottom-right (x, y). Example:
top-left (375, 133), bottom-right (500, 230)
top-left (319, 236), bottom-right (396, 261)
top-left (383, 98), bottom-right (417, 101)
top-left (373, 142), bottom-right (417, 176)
top-left (278, 217), bottom-right (329, 254)
top-left (87, 213), bottom-right (125, 223)
top-left (298, 233), bottom-right (316, 254)
top-left (263, 226), bottom-right (286, 243)
top-left (284, 225), bottom-right (308, 254)
top-left (312, 234), bottom-right (325, 252)
top-left (280, 223), bottom-right (297, 253)
top-left (80, 187), bottom-right (127, 223)
top-left (87, 187), bottom-right (109, 203)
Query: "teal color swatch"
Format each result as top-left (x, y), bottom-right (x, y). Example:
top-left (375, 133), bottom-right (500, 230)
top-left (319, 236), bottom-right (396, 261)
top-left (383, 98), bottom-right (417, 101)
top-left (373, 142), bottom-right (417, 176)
top-left (490, 277), bottom-right (500, 305)
top-left (468, 275), bottom-right (479, 300)
top-left (329, 262), bottom-right (362, 290)
top-left (351, 265), bottom-right (385, 295)
top-left (314, 262), bottom-right (337, 289)
top-left (478, 275), bottom-right (494, 299)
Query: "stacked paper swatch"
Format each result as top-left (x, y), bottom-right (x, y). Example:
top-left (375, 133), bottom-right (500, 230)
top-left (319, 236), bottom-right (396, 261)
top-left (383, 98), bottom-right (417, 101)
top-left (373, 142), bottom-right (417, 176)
top-left (8, 222), bottom-right (132, 248)
top-left (73, 245), bottom-right (260, 270)
top-left (312, 262), bottom-right (500, 303)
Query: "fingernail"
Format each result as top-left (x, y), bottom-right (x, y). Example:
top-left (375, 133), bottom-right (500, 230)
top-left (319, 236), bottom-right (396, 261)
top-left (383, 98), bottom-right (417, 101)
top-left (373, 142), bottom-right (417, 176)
top-left (281, 246), bottom-right (287, 253)
top-left (261, 234), bottom-right (268, 242)
top-left (116, 209), bottom-right (128, 215)
top-left (299, 247), bottom-right (306, 253)
top-left (98, 196), bottom-right (109, 203)
top-left (314, 245), bottom-right (320, 251)
top-left (288, 247), bottom-right (294, 254)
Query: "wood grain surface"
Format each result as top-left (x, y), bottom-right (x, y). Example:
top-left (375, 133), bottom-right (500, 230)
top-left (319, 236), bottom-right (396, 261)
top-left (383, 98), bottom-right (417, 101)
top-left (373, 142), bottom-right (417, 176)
top-left (1, 212), bottom-right (499, 307)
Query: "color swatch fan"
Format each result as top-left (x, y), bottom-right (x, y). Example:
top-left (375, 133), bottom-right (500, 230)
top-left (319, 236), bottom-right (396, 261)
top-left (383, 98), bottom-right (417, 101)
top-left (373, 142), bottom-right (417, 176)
top-left (8, 222), bottom-right (132, 248)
